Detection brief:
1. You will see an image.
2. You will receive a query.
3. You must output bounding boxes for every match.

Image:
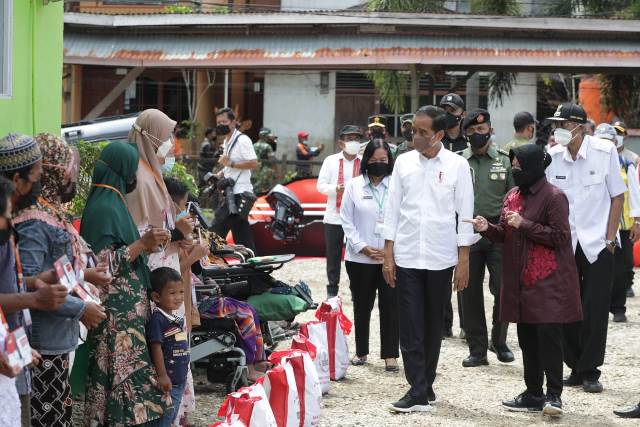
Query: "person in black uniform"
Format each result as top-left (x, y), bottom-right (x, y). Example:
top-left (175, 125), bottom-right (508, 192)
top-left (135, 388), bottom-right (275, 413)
top-left (440, 93), bottom-right (467, 338)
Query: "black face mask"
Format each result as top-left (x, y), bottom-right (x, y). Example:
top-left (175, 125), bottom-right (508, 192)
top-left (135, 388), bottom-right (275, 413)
top-left (468, 133), bottom-right (491, 150)
top-left (216, 124), bottom-right (231, 135)
top-left (445, 113), bottom-right (462, 130)
top-left (512, 169), bottom-right (538, 190)
top-left (60, 182), bottom-right (77, 204)
top-left (402, 128), bottom-right (413, 141)
top-left (0, 221), bottom-right (12, 245)
top-left (125, 177), bottom-right (138, 194)
top-left (16, 181), bottom-right (42, 211)
top-left (368, 162), bottom-right (389, 178)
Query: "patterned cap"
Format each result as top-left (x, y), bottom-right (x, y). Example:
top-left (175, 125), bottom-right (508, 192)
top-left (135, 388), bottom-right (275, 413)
top-left (0, 133), bottom-right (42, 172)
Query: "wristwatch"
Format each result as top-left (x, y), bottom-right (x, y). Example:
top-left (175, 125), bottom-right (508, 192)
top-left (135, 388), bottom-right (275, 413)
top-left (605, 239), bottom-right (616, 250)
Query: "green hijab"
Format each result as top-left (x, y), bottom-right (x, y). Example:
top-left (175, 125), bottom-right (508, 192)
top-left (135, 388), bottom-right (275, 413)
top-left (80, 141), bottom-right (150, 286)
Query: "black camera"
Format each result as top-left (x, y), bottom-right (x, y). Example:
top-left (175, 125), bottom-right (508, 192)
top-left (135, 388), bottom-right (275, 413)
top-left (217, 177), bottom-right (238, 215)
top-left (266, 184), bottom-right (304, 241)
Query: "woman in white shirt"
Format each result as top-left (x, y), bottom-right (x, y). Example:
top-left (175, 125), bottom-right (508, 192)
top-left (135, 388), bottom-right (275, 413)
top-left (340, 139), bottom-right (399, 371)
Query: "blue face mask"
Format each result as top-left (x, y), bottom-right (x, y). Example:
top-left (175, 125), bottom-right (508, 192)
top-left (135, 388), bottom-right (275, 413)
top-left (176, 210), bottom-right (189, 220)
top-left (162, 156), bottom-right (176, 174)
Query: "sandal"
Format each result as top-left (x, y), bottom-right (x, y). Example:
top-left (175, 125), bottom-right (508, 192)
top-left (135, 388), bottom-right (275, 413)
top-left (351, 356), bottom-right (367, 366)
top-left (385, 360), bottom-right (400, 372)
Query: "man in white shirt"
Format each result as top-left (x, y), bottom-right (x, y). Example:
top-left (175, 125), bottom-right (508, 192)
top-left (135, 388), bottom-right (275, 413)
top-left (317, 125), bottom-right (363, 298)
top-left (213, 107), bottom-right (258, 251)
top-left (545, 103), bottom-right (625, 394)
top-left (383, 105), bottom-right (478, 413)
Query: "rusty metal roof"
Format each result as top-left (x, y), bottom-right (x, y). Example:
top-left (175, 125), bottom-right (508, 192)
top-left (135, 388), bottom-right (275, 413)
top-left (63, 31), bottom-right (640, 70)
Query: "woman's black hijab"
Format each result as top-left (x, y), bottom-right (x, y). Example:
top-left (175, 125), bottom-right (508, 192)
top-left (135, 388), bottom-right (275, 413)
top-left (509, 144), bottom-right (552, 193)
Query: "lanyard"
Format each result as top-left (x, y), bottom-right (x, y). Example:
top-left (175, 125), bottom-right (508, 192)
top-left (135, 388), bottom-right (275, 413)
top-left (368, 183), bottom-right (388, 212)
top-left (10, 236), bottom-right (25, 293)
top-left (93, 184), bottom-right (128, 206)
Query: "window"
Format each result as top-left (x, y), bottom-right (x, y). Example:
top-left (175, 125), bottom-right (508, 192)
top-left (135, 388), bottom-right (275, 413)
top-left (0, 0), bottom-right (12, 98)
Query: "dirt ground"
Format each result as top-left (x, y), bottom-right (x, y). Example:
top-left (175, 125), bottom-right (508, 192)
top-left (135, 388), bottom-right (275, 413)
top-left (188, 258), bottom-right (640, 427)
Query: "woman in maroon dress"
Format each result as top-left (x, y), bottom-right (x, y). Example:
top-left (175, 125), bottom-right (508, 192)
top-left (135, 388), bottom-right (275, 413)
top-left (467, 144), bottom-right (581, 417)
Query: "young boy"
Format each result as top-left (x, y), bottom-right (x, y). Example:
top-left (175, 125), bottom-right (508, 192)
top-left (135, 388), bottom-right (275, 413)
top-left (147, 267), bottom-right (189, 427)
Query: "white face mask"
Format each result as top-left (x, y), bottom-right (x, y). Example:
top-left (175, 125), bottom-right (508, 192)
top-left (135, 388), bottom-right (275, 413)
top-left (344, 141), bottom-right (360, 156)
top-left (553, 128), bottom-right (574, 147)
top-left (615, 135), bottom-right (624, 148)
top-left (162, 156), bottom-right (176, 173)
top-left (157, 138), bottom-right (173, 158)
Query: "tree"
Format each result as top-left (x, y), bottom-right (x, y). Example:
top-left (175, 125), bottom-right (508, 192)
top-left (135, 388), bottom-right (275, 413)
top-left (366, 0), bottom-right (445, 12)
top-left (599, 75), bottom-right (640, 127)
top-left (470, 0), bottom-right (520, 16)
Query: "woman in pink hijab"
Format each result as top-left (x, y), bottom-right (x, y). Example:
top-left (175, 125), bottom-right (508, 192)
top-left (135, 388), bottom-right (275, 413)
top-left (126, 109), bottom-right (201, 426)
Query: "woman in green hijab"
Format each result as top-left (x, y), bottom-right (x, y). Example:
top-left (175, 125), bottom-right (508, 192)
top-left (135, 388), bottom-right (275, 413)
top-left (76, 142), bottom-right (172, 426)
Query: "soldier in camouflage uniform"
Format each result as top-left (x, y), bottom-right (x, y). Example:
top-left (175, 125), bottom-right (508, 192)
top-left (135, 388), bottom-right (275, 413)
top-left (394, 113), bottom-right (415, 158)
top-left (252, 127), bottom-right (277, 194)
top-left (459, 109), bottom-right (515, 367)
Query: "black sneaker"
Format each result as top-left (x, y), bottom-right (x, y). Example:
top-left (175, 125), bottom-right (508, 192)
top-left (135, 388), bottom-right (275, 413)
top-left (563, 371), bottom-right (582, 387)
top-left (427, 387), bottom-right (437, 404)
top-left (502, 391), bottom-right (545, 412)
top-left (390, 393), bottom-right (432, 413)
top-left (543, 394), bottom-right (563, 416)
top-left (613, 312), bottom-right (628, 323)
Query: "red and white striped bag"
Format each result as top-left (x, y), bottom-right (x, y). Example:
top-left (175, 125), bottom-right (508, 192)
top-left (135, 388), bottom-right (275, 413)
top-left (257, 364), bottom-right (301, 427)
top-left (214, 383), bottom-right (277, 427)
top-left (269, 349), bottom-right (322, 427)
top-left (314, 296), bottom-right (352, 381)
top-left (297, 324), bottom-right (330, 394)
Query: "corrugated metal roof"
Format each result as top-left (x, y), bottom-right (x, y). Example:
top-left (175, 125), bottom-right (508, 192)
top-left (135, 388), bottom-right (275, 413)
top-left (63, 32), bottom-right (640, 69)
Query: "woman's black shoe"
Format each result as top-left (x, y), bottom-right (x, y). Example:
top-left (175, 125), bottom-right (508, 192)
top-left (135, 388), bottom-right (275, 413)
top-left (563, 371), bottom-right (582, 387)
top-left (502, 391), bottom-right (545, 412)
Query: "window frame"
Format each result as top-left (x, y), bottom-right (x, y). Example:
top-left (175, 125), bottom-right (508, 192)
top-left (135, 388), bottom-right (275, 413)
top-left (0, 0), bottom-right (13, 99)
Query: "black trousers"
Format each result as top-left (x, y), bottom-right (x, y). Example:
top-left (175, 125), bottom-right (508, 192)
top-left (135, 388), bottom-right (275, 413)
top-left (564, 245), bottom-right (614, 381)
top-left (213, 214), bottom-right (256, 253)
top-left (518, 323), bottom-right (564, 398)
top-left (345, 261), bottom-right (399, 359)
top-left (397, 266), bottom-right (454, 399)
top-left (462, 237), bottom-right (508, 356)
top-left (324, 224), bottom-right (344, 296)
top-left (611, 229), bottom-right (634, 315)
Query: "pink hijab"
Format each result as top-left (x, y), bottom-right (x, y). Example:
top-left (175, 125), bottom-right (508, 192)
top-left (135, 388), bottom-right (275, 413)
top-left (126, 109), bottom-right (177, 228)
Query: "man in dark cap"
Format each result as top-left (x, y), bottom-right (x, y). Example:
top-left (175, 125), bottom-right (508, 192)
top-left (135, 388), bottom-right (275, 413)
top-left (440, 93), bottom-right (467, 153)
top-left (546, 103), bottom-right (626, 394)
top-left (317, 125), bottom-right (363, 297)
top-left (394, 113), bottom-right (415, 158)
top-left (0, 133), bottom-right (70, 424)
top-left (252, 127), bottom-right (277, 193)
top-left (504, 111), bottom-right (537, 152)
top-left (459, 110), bottom-right (515, 367)
top-left (254, 127), bottom-right (276, 161)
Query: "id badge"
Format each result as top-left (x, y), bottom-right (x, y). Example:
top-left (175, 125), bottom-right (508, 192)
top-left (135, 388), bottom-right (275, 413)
top-left (374, 220), bottom-right (385, 237)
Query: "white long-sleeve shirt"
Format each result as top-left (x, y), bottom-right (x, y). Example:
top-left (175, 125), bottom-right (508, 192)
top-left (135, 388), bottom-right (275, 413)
top-left (546, 135), bottom-right (626, 263)
top-left (383, 145), bottom-right (479, 270)
top-left (340, 175), bottom-right (389, 264)
top-left (317, 151), bottom-right (361, 225)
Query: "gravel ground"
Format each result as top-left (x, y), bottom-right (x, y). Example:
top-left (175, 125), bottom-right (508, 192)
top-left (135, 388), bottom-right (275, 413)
top-left (72, 258), bottom-right (640, 426)
top-left (189, 258), bottom-right (640, 427)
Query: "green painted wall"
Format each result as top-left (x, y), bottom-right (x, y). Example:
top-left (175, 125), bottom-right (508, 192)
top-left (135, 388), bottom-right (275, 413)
top-left (0, 0), bottom-right (63, 136)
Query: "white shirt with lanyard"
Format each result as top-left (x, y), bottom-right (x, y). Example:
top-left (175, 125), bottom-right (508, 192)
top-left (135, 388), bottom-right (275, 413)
top-left (340, 175), bottom-right (389, 264)
top-left (222, 129), bottom-right (257, 195)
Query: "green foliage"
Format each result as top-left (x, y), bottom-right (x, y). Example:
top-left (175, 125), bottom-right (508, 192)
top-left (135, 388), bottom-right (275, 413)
top-left (598, 74), bottom-right (640, 128)
top-left (367, 0), bottom-right (445, 12)
top-left (545, 0), bottom-right (640, 17)
top-left (164, 161), bottom-right (199, 197)
top-left (367, 70), bottom-right (408, 114)
top-left (488, 72), bottom-right (518, 108)
top-left (283, 170), bottom-right (299, 185)
top-left (164, 5), bottom-right (194, 14)
top-left (177, 119), bottom-right (201, 142)
top-left (470, 0), bottom-right (521, 15)
top-left (69, 140), bottom-right (109, 218)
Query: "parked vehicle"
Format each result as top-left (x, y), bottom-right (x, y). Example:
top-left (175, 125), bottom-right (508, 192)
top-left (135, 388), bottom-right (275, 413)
top-left (61, 113), bottom-right (139, 144)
